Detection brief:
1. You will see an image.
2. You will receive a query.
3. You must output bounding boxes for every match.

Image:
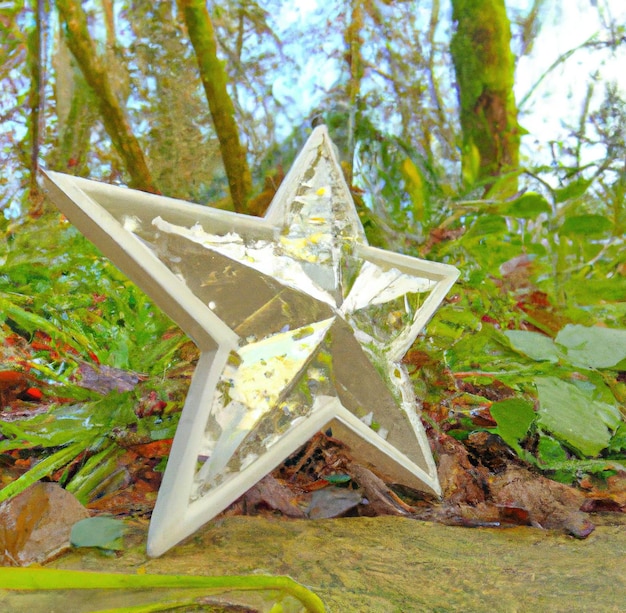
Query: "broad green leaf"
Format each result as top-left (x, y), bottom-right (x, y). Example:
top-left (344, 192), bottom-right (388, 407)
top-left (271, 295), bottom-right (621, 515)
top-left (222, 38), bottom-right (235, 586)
top-left (536, 432), bottom-right (626, 482)
top-left (504, 330), bottom-right (560, 362)
top-left (582, 370), bottom-right (624, 405)
top-left (502, 192), bottom-right (551, 218)
top-left (465, 214), bottom-right (507, 239)
top-left (535, 377), bottom-right (621, 457)
top-left (445, 327), bottom-right (527, 373)
top-left (490, 398), bottom-right (536, 452)
top-left (71, 517), bottom-right (127, 551)
top-left (428, 306), bottom-right (481, 341)
top-left (537, 434), bottom-right (568, 465)
top-left (536, 434), bottom-right (575, 483)
top-left (554, 178), bottom-right (591, 203)
top-left (608, 423), bottom-right (626, 454)
top-left (559, 214), bottom-right (612, 238)
top-left (556, 324), bottom-right (626, 369)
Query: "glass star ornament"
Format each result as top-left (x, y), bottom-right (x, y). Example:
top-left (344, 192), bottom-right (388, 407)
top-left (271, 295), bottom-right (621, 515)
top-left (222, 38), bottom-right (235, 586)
top-left (43, 126), bottom-right (459, 557)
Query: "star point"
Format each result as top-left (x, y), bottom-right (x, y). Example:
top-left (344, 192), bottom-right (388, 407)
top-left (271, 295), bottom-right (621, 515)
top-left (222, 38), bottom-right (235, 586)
top-left (43, 126), bottom-right (459, 557)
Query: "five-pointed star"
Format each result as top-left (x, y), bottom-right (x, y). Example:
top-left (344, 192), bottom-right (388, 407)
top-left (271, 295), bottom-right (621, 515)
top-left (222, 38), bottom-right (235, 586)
top-left (43, 126), bottom-right (459, 557)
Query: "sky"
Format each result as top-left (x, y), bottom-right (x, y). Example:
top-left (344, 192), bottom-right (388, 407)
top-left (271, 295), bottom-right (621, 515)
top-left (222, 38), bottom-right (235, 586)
top-left (507, 0), bottom-right (626, 165)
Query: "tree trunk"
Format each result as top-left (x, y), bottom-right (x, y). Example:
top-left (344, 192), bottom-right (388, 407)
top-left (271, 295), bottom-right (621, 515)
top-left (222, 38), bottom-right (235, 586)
top-left (177, 0), bottom-right (252, 214)
top-left (56, 0), bottom-right (158, 194)
top-left (26, 0), bottom-right (44, 211)
top-left (450, 0), bottom-right (520, 193)
top-left (344, 0), bottom-right (364, 185)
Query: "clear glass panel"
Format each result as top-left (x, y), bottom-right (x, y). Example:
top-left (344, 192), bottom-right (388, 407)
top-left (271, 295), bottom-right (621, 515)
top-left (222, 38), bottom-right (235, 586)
top-left (137, 135), bottom-right (442, 502)
top-left (342, 260), bottom-right (436, 348)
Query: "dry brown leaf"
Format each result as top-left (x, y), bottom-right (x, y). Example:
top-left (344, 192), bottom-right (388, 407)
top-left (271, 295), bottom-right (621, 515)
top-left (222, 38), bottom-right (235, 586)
top-left (242, 474), bottom-right (307, 518)
top-left (489, 465), bottom-right (595, 538)
top-left (0, 482), bottom-right (89, 566)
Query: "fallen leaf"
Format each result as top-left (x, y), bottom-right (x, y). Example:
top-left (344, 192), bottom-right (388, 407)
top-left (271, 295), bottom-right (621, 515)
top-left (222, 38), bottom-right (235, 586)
top-left (489, 465), bottom-right (595, 538)
top-left (241, 475), bottom-right (306, 518)
top-left (75, 362), bottom-right (143, 395)
top-left (347, 463), bottom-right (413, 516)
top-left (0, 482), bottom-right (89, 566)
top-left (70, 516), bottom-right (127, 550)
top-left (131, 439), bottom-right (173, 458)
top-left (432, 434), bottom-right (489, 505)
top-left (86, 478), bottom-right (156, 516)
top-left (579, 470), bottom-right (626, 513)
top-left (465, 431), bottom-right (521, 473)
top-left (307, 487), bottom-right (362, 519)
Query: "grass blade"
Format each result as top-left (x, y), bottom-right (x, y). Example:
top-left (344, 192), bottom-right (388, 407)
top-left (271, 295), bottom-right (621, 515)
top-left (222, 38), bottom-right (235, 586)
top-left (0, 568), bottom-right (326, 612)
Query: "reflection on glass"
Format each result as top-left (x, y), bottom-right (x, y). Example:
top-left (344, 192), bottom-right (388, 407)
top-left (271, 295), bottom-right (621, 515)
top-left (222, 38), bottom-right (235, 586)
top-left (43, 125), bottom-right (459, 556)
top-left (135, 137), bottom-right (438, 500)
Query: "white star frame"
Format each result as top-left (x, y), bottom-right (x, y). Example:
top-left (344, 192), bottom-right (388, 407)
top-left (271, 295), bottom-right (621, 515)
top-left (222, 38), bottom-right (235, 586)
top-left (43, 126), bottom-right (459, 557)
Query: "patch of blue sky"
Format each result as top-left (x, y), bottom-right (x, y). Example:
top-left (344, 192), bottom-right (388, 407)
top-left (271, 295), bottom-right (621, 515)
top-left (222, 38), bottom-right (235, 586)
top-left (510, 0), bottom-right (626, 169)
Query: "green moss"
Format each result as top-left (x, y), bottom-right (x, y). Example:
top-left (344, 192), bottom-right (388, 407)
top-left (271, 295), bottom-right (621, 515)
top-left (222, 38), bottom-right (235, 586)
top-left (451, 0), bottom-right (521, 190)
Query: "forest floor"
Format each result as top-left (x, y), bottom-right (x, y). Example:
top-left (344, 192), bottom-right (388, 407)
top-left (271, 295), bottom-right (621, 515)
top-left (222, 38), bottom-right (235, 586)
top-left (1, 212), bottom-right (625, 611)
top-left (4, 513), bottom-right (626, 612)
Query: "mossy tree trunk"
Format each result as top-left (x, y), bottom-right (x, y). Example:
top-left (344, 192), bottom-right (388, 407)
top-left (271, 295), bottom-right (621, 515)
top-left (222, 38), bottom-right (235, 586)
top-left (177, 0), bottom-right (252, 214)
top-left (56, 0), bottom-right (158, 194)
top-left (26, 0), bottom-right (43, 209)
top-left (450, 0), bottom-right (520, 193)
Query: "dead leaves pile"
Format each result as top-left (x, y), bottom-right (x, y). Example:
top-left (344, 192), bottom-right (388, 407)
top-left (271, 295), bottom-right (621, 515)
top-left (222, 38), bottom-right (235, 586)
top-left (227, 429), bottom-right (622, 540)
top-left (429, 431), bottom-right (595, 538)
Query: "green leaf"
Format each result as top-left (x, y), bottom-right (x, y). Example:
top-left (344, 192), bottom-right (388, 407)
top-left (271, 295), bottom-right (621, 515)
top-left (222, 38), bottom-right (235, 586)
top-left (504, 330), bottom-right (560, 363)
top-left (0, 399), bottom-right (129, 451)
top-left (70, 517), bottom-right (127, 551)
top-left (66, 445), bottom-right (124, 504)
top-left (0, 420), bottom-right (54, 447)
top-left (0, 441), bottom-right (89, 504)
top-left (559, 214), bottom-right (612, 238)
top-left (465, 214), bottom-right (507, 239)
top-left (537, 434), bottom-right (568, 465)
top-left (536, 432), bottom-right (626, 483)
top-left (490, 398), bottom-right (536, 452)
top-left (536, 434), bottom-right (575, 483)
top-left (0, 295), bottom-right (91, 355)
top-left (400, 157), bottom-right (425, 220)
top-left (535, 377), bottom-right (621, 457)
top-left (608, 423), bottom-right (626, 454)
top-left (428, 307), bottom-right (481, 341)
top-left (555, 324), bottom-right (626, 369)
top-left (502, 192), bottom-right (551, 218)
top-left (554, 178), bottom-right (591, 203)
top-left (446, 326), bottom-right (534, 373)
top-left (564, 276), bottom-right (626, 305)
